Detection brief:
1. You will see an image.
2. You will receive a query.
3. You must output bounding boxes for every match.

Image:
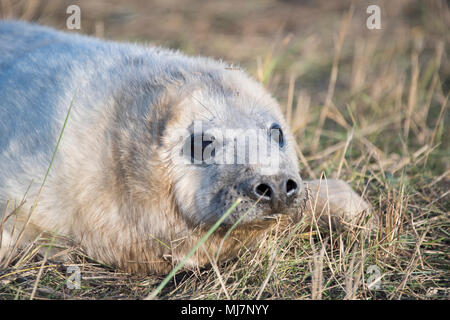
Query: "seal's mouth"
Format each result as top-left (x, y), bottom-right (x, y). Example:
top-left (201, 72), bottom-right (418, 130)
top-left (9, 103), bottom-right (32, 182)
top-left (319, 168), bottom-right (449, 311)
top-left (192, 184), bottom-right (308, 232)
top-left (195, 187), bottom-right (307, 228)
top-left (223, 186), bottom-right (308, 227)
top-left (258, 208), bottom-right (303, 223)
top-left (261, 213), bottom-right (285, 220)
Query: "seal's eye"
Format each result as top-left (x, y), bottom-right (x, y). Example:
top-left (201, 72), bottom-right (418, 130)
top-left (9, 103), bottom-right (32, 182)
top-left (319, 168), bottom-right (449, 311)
top-left (269, 123), bottom-right (285, 148)
top-left (189, 133), bottom-right (215, 164)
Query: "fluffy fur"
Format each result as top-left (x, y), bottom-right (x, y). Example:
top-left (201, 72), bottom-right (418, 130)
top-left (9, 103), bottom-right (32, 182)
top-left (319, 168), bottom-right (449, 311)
top-left (0, 21), bottom-right (370, 274)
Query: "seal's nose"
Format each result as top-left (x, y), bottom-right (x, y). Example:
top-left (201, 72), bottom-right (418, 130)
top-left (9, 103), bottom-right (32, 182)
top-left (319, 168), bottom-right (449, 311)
top-left (286, 178), bottom-right (298, 197)
top-left (254, 183), bottom-right (274, 200)
top-left (252, 177), bottom-right (300, 210)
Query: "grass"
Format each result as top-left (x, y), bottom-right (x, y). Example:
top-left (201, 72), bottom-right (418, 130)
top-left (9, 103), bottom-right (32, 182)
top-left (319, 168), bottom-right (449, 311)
top-left (146, 199), bottom-right (241, 300)
top-left (0, 0), bottom-right (448, 299)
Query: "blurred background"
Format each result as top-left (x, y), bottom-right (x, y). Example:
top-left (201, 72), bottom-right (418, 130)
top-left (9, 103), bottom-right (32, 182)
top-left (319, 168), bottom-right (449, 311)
top-left (0, 0), bottom-right (448, 160)
top-left (0, 0), bottom-right (447, 175)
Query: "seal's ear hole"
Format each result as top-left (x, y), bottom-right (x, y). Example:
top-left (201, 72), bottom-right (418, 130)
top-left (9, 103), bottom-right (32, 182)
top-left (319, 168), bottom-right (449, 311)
top-left (186, 133), bottom-right (216, 164)
top-left (269, 123), bottom-right (285, 148)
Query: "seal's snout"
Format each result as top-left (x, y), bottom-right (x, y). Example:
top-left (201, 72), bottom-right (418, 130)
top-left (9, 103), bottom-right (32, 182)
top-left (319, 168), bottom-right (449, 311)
top-left (251, 176), bottom-right (300, 212)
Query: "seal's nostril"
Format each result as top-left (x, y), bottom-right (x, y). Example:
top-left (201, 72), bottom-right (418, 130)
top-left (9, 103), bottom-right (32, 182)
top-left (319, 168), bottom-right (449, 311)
top-left (286, 179), bottom-right (298, 197)
top-left (255, 183), bottom-right (272, 200)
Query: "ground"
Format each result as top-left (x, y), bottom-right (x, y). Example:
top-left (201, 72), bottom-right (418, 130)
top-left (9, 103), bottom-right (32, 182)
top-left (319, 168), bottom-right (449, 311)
top-left (0, 0), bottom-right (448, 299)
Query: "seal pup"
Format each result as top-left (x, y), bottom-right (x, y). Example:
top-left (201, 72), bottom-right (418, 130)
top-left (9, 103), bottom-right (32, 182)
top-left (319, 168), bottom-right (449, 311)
top-left (0, 21), bottom-right (370, 274)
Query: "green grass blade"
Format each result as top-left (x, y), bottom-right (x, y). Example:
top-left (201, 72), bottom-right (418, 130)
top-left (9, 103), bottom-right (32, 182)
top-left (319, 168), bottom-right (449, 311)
top-left (146, 198), bottom-right (241, 299)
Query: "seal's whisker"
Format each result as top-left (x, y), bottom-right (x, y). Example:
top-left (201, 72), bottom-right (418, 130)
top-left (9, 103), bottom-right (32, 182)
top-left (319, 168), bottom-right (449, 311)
top-left (190, 94), bottom-right (218, 121)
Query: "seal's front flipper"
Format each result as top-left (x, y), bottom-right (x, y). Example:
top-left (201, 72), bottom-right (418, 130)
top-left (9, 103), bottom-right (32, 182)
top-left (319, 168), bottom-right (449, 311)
top-left (303, 179), bottom-right (376, 232)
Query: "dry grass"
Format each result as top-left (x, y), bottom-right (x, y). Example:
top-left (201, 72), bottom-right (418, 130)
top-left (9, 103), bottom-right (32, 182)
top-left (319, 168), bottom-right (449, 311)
top-left (0, 0), bottom-right (449, 299)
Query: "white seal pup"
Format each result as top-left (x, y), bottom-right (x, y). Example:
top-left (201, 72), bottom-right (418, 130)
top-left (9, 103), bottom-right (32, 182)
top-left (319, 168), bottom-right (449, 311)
top-left (0, 21), bottom-right (370, 274)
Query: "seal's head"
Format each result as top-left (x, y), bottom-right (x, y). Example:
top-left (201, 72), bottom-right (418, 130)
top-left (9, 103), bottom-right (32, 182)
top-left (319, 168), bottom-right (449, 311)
top-left (161, 68), bottom-right (306, 228)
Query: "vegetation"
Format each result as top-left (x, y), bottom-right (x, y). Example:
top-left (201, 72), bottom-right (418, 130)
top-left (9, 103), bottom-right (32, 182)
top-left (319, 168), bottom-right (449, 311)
top-left (0, 0), bottom-right (448, 299)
